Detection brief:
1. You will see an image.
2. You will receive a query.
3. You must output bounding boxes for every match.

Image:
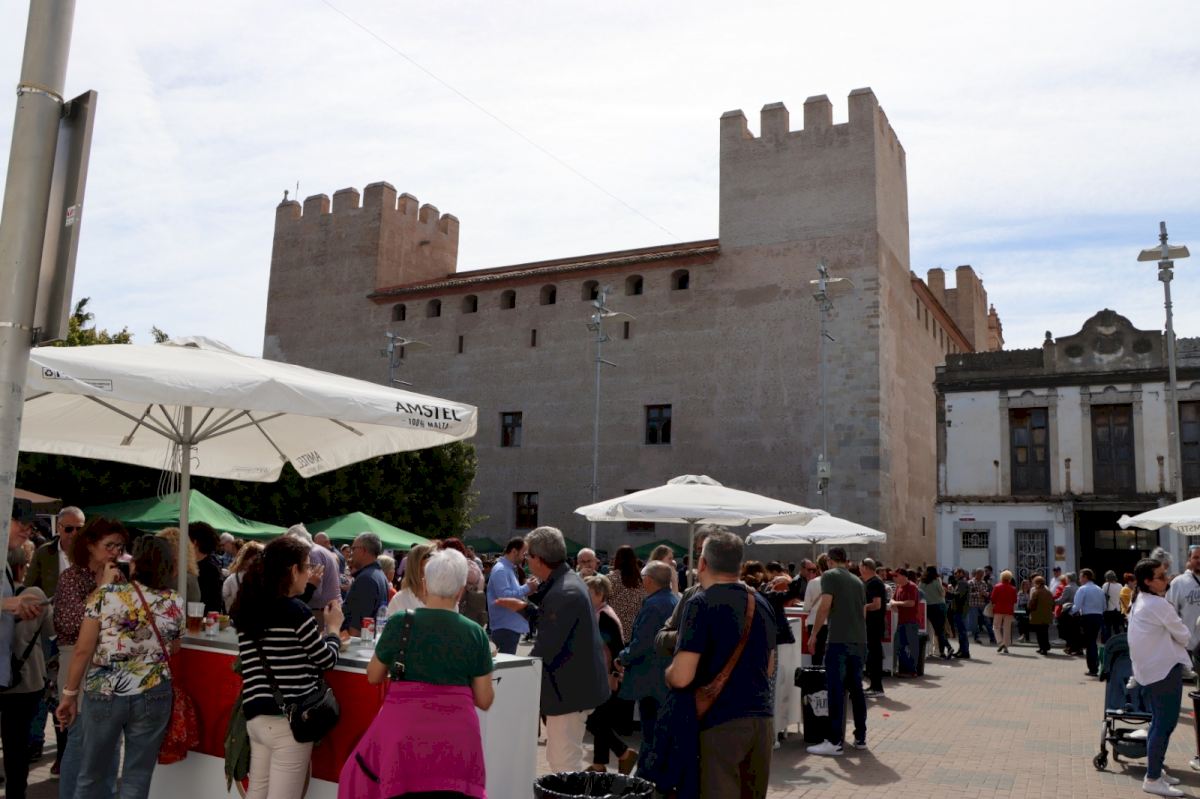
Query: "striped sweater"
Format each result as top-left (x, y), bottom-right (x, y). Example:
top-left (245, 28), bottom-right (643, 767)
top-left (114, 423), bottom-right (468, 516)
top-left (237, 597), bottom-right (340, 720)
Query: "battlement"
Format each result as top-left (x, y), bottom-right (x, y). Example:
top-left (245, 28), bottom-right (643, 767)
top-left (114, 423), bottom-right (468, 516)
top-left (275, 182), bottom-right (459, 241)
top-left (270, 181), bottom-right (460, 296)
top-left (718, 88), bottom-right (909, 253)
top-left (719, 88), bottom-right (905, 161)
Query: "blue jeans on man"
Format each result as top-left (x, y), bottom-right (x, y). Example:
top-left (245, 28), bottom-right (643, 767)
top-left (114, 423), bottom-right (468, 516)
top-left (1078, 613), bottom-right (1103, 674)
top-left (969, 607), bottom-right (996, 643)
top-left (490, 628), bottom-right (522, 656)
top-left (895, 622), bottom-right (919, 674)
top-left (950, 610), bottom-right (970, 657)
top-left (823, 642), bottom-right (867, 746)
top-left (1145, 663), bottom-right (1183, 781)
top-left (76, 681), bottom-right (173, 799)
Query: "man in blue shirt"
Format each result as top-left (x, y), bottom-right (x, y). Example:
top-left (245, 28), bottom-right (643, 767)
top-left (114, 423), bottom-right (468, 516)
top-left (343, 532), bottom-right (389, 636)
top-left (486, 536), bottom-right (537, 654)
top-left (1072, 568), bottom-right (1106, 677)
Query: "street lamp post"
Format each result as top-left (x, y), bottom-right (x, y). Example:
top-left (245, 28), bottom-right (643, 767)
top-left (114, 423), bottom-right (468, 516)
top-left (809, 260), bottom-right (853, 507)
top-left (382, 332), bottom-right (428, 387)
top-left (1138, 222), bottom-right (1191, 505)
top-left (585, 287), bottom-right (633, 551)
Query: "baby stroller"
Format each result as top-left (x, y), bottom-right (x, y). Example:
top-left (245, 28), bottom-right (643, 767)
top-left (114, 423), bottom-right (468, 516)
top-left (1094, 632), bottom-right (1151, 771)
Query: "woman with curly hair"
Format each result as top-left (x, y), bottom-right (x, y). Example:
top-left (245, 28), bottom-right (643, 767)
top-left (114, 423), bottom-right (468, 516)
top-left (607, 545), bottom-right (645, 646)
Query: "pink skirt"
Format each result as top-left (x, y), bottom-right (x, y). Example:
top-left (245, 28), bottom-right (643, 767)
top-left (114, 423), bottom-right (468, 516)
top-left (338, 681), bottom-right (486, 799)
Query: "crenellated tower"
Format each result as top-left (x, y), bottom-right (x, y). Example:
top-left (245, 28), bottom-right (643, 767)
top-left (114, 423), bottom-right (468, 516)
top-left (264, 181), bottom-right (458, 367)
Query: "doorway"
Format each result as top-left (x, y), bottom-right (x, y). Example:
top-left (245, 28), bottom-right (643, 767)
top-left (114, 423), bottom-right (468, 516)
top-left (1077, 510), bottom-right (1157, 578)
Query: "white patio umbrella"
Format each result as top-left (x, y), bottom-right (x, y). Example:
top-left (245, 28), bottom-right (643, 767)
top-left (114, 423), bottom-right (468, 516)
top-left (747, 515), bottom-right (887, 558)
top-left (1119, 498), bottom-right (1200, 536)
top-left (574, 474), bottom-right (825, 571)
top-left (18, 338), bottom-right (478, 597)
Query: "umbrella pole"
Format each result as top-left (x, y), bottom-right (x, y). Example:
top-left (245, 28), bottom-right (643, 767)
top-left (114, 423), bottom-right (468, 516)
top-left (176, 407), bottom-right (192, 601)
top-left (687, 521), bottom-right (696, 588)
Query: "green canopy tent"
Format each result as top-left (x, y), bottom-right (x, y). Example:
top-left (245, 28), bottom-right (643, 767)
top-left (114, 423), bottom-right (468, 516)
top-left (634, 539), bottom-right (687, 560)
top-left (464, 537), bottom-right (504, 554)
top-left (307, 511), bottom-right (430, 552)
top-left (563, 537), bottom-right (586, 557)
top-left (86, 490), bottom-right (285, 540)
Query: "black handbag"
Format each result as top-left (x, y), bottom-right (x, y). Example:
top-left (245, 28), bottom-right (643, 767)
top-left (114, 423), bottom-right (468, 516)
top-left (252, 638), bottom-right (340, 743)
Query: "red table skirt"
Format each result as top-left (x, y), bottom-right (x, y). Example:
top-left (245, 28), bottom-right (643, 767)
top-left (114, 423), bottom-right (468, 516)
top-left (172, 647), bottom-right (385, 782)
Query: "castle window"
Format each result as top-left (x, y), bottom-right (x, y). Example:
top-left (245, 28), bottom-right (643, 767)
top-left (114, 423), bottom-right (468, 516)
top-left (540, 285), bottom-right (557, 306)
top-left (671, 270), bottom-right (690, 291)
top-left (530, 329), bottom-right (537, 347)
top-left (514, 491), bottom-right (538, 529)
top-left (645, 404), bottom-right (672, 445)
top-left (501, 290), bottom-right (516, 310)
top-left (582, 280), bottom-right (599, 301)
top-left (462, 295), bottom-right (478, 314)
top-left (426, 299), bottom-right (441, 318)
top-left (626, 275), bottom-right (644, 296)
top-left (457, 335), bottom-right (464, 354)
top-left (392, 303), bottom-right (406, 322)
top-left (623, 321), bottom-right (631, 340)
top-left (501, 412), bottom-right (522, 448)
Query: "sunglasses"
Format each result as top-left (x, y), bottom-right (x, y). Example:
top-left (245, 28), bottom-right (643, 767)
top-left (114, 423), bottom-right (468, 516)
top-left (62, 525), bottom-right (82, 533)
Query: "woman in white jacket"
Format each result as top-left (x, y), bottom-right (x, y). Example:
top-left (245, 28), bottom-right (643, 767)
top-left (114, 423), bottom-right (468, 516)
top-left (1128, 557), bottom-right (1191, 797)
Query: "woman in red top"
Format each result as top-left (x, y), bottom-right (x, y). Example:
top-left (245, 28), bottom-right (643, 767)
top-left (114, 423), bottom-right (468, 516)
top-left (990, 570), bottom-right (1019, 654)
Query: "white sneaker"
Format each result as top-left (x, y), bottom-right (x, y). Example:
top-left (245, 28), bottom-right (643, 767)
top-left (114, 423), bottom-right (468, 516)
top-left (1143, 776), bottom-right (1184, 797)
top-left (806, 740), bottom-right (844, 757)
top-left (1190, 757), bottom-right (1200, 772)
top-left (1161, 769), bottom-right (1181, 786)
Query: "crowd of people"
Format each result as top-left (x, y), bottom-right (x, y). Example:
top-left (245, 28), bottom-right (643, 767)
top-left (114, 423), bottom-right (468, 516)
top-left (4, 493), bottom-right (1200, 799)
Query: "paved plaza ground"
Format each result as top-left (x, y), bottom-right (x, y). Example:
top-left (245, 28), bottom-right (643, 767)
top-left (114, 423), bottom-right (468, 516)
top-left (14, 637), bottom-right (1200, 798)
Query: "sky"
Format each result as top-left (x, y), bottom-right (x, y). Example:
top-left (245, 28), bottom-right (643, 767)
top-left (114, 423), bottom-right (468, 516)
top-left (1, 1), bottom-right (1197, 356)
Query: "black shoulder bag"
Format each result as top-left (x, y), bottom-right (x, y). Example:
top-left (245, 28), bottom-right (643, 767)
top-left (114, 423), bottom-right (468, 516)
top-left (0, 586), bottom-right (43, 692)
top-left (252, 637), bottom-right (340, 743)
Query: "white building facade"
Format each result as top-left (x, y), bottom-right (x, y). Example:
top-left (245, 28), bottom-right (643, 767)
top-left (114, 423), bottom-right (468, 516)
top-left (935, 310), bottom-right (1200, 581)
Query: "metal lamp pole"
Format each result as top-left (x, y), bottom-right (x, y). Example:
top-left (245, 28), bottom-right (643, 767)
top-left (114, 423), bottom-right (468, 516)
top-left (809, 261), bottom-right (853, 508)
top-left (1138, 222), bottom-right (1190, 504)
top-left (587, 287), bottom-right (625, 551)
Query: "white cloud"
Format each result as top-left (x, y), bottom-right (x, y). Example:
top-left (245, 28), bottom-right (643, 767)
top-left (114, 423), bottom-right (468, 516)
top-left (0, 0), bottom-right (1197, 354)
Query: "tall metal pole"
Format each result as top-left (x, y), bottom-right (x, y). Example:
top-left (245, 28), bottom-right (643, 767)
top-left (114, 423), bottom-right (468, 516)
top-left (815, 261), bottom-right (832, 506)
top-left (0, 0), bottom-right (76, 556)
top-left (1157, 222), bottom-right (1185, 504)
top-left (588, 287), bottom-right (609, 551)
top-left (177, 408), bottom-right (193, 600)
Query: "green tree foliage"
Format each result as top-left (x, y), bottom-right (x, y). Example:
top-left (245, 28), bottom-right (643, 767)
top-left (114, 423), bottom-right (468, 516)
top-left (17, 443), bottom-right (479, 540)
top-left (54, 297), bottom-right (132, 346)
top-left (22, 298), bottom-right (480, 538)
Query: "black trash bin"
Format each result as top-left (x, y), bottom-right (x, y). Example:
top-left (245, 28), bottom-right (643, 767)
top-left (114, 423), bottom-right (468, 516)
top-left (796, 665), bottom-right (830, 744)
top-left (533, 771), bottom-right (654, 799)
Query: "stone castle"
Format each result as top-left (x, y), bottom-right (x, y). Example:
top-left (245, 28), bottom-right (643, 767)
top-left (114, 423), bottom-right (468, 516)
top-left (263, 88), bottom-right (1003, 563)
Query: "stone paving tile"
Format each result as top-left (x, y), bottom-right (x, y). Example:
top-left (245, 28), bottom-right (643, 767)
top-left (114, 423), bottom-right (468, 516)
top-left (14, 640), bottom-right (1200, 797)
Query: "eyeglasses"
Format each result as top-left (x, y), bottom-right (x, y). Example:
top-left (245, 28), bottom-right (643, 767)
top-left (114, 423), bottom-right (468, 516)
top-left (62, 525), bottom-right (82, 533)
top-left (102, 541), bottom-right (124, 552)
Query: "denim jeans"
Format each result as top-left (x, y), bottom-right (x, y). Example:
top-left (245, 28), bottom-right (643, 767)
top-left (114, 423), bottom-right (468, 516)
top-left (1079, 614), bottom-right (1103, 673)
top-left (77, 681), bottom-right (173, 799)
top-left (895, 622), bottom-right (919, 674)
top-left (950, 611), bottom-right (970, 657)
top-left (59, 703), bottom-right (120, 799)
top-left (1145, 664), bottom-right (1183, 780)
top-left (490, 628), bottom-right (521, 655)
top-left (969, 607), bottom-right (995, 642)
top-left (823, 642), bottom-right (867, 746)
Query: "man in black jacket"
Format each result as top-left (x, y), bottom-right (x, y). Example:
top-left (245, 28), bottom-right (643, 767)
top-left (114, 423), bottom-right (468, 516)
top-left (519, 526), bottom-right (610, 773)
